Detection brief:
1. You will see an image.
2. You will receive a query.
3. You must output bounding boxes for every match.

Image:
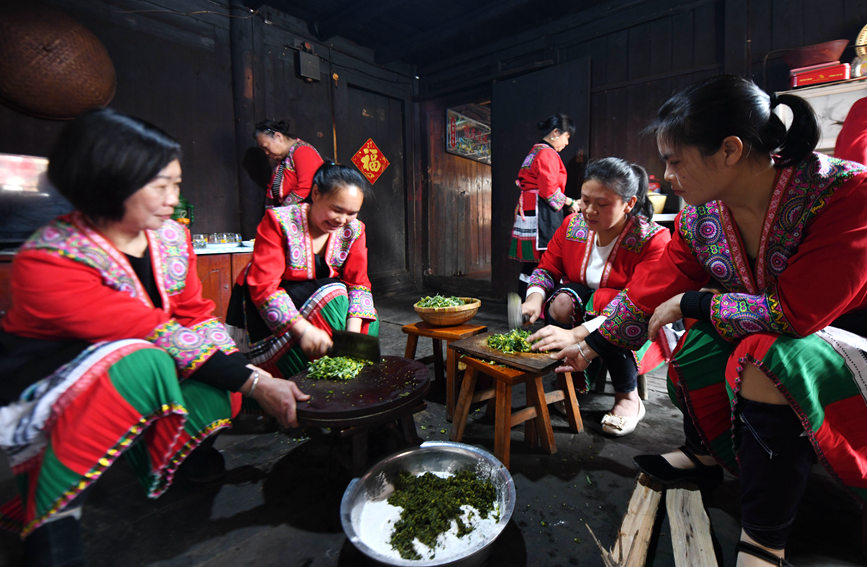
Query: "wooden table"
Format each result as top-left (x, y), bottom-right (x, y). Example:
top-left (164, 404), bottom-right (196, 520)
top-left (293, 356), bottom-right (430, 473)
top-left (447, 332), bottom-right (583, 468)
top-left (401, 321), bottom-right (487, 419)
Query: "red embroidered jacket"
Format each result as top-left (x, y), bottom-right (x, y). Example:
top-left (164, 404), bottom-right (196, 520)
top-left (266, 140), bottom-right (324, 208)
top-left (243, 204), bottom-right (377, 336)
top-left (2, 213), bottom-right (238, 378)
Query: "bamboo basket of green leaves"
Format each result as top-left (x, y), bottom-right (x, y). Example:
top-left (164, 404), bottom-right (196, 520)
top-left (413, 294), bottom-right (481, 327)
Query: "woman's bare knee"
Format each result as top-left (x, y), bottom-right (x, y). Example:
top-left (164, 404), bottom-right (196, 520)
top-left (548, 294), bottom-right (574, 325)
top-left (739, 363), bottom-right (787, 404)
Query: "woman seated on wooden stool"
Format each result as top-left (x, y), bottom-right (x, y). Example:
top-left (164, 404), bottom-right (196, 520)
top-left (555, 75), bottom-right (867, 566)
top-left (0, 108), bottom-right (309, 566)
top-left (227, 162), bottom-right (379, 378)
top-left (523, 157), bottom-right (672, 436)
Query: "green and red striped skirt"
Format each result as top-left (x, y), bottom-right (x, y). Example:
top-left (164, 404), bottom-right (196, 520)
top-left (667, 320), bottom-right (867, 501)
top-left (0, 339), bottom-right (239, 537)
top-left (228, 280), bottom-right (379, 379)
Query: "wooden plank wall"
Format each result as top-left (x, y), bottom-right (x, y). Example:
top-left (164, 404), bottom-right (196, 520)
top-left (0, 0), bottom-right (240, 235)
top-left (421, 100), bottom-right (492, 280)
top-left (0, 0), bottom-right (422, 293)
top-left (418, 0), bottom-right (867, 296)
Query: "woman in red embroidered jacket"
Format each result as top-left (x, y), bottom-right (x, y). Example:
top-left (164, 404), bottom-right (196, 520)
top-left (254, 119), bottom-right (325, 208)
top-left (508, 113), bottom-right (580, 269)
top-left (227, 162), bottom-right (378, 379)
top-left (523, 158), bottom-right (671, 436)
top-left (556, 76), bottom-right (867, 566)
top-left (0, 109), bottom-right (309, 566)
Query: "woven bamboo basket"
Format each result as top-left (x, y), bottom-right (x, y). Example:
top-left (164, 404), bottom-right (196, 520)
top-left (414, 297), bottom-right (481, 327)
top-left (0, 4), bottom-right (116, 120)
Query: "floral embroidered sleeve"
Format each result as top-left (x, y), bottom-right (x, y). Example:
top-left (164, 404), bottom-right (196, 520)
top-left (596, 213), bottom-right (710, 350)
top-left (245, 210), bottom-right (302, 335)
top-left (336, 223), bottom-right (377, 320)
top-left (528, 214), bottom-right (571, 295)
top-left (534, 148), bottom-right (568, 210)
top-left (709, 171), bottom-right (867, 338)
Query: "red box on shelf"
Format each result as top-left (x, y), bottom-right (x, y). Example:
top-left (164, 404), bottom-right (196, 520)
top-left (789, 62), bottom-right (851, 87)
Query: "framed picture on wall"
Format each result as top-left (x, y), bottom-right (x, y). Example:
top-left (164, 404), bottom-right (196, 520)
top-left (445, 108), bottom-right (491, 164)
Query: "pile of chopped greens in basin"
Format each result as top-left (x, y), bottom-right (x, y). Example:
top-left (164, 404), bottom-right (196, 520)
top-left (416, 294), bottom-right (465, 308)
top-left (388, 469), bottom-right (497, 560)
top-left (486, 328), bottom-right (535, 354)
top-left (306, 355), bottom-right (371, 381)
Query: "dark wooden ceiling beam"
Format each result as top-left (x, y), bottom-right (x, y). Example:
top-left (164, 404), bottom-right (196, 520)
top-left (310, 0), bottom-right (407, 41)
top-left (372, 0), bottom-right (536, 64)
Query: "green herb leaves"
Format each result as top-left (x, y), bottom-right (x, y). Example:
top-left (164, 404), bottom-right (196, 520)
top-left (486, 329), bottom-right (534, 354)
top-left (306, 355), bottom-right (371, 381)
top-left (388, 469), bottom-right (496, 560)
top-left (415, 294), bottom-right (465, 308)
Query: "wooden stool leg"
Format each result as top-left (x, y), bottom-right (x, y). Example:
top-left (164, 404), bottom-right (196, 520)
top-left (446, 346), bottom-right (458, 420)
top-left (528, 377), bottom-right (556, 454)
top-left (398, 414), bottom-right (421, 446)
top-left (494, 380), bottom-right (513, 469)
top-left (404, 334), bottom-right (419, 359)
top-left (558, 372), bottom-right (584, 433)
top-left (351, 430), bottom-right (369, 475)
top-left (432, 338), bottom-right (445, 385)
top-left (450, 366), bottom-right (479, 442)
top-left (637, 373), bottom-right (648, 400)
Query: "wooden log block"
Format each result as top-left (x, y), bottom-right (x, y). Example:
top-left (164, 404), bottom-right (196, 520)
top-left (666, 488), bottom-right (717, 567)
top-left (612, 474), bottom-right (663, 566)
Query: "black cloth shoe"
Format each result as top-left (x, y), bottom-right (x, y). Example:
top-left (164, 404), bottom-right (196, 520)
top-left (736, 540), bottom-right (792, 566)
top-left (633, 444), bottom-right (724, 488)
top-left (177, 444), bottom-right (226, 484)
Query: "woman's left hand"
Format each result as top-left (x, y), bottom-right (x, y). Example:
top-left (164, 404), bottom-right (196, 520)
top-left (648, 293), bottom-right (684, 337)
top-left (552, 342), bottom-right (595, 373)
top-left (568, 200), bottom-right (581, 214)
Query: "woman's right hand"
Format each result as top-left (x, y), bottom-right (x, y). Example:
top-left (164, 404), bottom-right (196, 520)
top-left (521, 294), bottom-right (544, 324)
top-left (244, 366), bottom-right (311, 429)
top-left (293, 321), bottom-right (332, 358)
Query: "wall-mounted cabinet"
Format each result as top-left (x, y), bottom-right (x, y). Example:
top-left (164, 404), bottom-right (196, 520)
top-left (778, 78), bottom-right (867, 154)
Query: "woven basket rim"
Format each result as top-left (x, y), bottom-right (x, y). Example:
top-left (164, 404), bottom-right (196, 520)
top-left (413, 297), bottom-right (481, 313)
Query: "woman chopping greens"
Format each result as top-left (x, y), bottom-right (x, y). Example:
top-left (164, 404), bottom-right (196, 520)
top-left (524, 157), bottom-right (671, 437)
top-left (227, 162), bottom-right (379, 378)
top-left (554, 75), bottom-right (867, 566)
top-left (0, 108), bottom-right (309, 565)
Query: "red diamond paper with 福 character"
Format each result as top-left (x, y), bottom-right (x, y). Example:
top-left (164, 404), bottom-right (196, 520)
top-left (351, 138), bottom-right (390, 184)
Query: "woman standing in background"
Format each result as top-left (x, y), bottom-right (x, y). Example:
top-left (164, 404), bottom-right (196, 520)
top-left (509, 113), bottom-right (580, 285)
top-left (254, 119), bottom-right (325, 208)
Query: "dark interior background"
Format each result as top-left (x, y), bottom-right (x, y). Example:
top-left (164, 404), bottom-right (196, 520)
top-left (1, 0), bottom-right (865, 297)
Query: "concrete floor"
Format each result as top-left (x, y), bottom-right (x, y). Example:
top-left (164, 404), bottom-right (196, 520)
top-left (0, 291), bottom-right (864, 567)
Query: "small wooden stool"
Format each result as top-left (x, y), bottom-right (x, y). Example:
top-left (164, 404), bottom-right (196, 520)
top-left (450, 355), bottom-right (583, 469)
top-left (401, 321), bottom-right (487, 419)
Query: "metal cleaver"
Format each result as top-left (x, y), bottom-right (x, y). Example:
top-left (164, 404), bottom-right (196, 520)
top-left (329, 330), bottom-right (381, 362)
top-left (506, 292), bottom-right (530, 330)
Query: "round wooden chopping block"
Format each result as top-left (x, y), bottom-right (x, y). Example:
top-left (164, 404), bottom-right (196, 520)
top-left (0, 4), bottom-right (116, 120)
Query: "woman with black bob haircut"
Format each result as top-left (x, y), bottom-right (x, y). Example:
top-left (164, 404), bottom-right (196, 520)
top-left (227, 160), bottom-right (379, 378)
top-left (553, 75), bottom-right (867, 566)
top-left (508, 113), bottom-right (581, 277)
top-left (253, 118), bottom-right (324, 208)
top-left (0, 108), bottom-right (309, 566)
top-left (48, 109), bottom-right (183, 222)
top-left (522, 157), bottom-right (671, 437)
